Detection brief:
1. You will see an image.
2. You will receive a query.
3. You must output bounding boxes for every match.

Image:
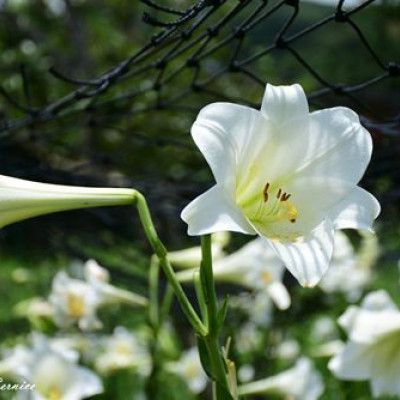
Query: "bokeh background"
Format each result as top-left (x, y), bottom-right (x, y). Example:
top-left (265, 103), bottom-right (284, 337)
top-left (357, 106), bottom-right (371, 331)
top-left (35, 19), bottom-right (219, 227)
top-left (0, 0), bottom-right (399, 399)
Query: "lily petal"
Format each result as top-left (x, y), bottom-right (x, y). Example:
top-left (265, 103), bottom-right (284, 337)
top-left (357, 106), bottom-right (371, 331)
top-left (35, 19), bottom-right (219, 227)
top-left (328, 341), bottom-right (373, 380)
top-left (67, 366), bottom-right (104, 399)
top-left (361, 290), bottom-right (399, 312)
top-left (261, 83), bottom-right (309, 127)
top-left (192, 103), bottom-right (260, 187)
top-left (181, 185), bottom-right (255, 236)
top-left (265, 219), bottom-right (334, 287)
top-left (247, 107), bottom-right (372, 193)
top-left (293, 107), bottom-right (372, 185)
top-left (342, 309), bottom-right (400, 344)
top-left (328, 187), bottom-right (381, 231)
top-left (370, 348), bottom-right (400, 397)
top-left (266, 282), bottom-right (291, 310)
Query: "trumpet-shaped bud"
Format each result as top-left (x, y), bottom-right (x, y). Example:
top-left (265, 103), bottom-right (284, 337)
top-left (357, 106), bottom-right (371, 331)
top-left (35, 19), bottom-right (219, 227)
top-left (177, 238), bottom-right (291, 310)
top-left (168, 232), bottom-right (230, 269)
top-left (0, 175), bottom-right (135, 229)
top-left (239, 358), bottom-right (324, 399)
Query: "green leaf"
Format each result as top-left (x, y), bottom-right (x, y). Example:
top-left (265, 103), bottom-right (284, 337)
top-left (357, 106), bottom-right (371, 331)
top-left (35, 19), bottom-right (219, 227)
top-left (199, 260), bottom-right (210, 305)
top-left (197, 336), bottom-right (217, 380)
top-left (217, 296), bottom-right (229, 330)
top-left (215, 381), bottom-right (234, 400)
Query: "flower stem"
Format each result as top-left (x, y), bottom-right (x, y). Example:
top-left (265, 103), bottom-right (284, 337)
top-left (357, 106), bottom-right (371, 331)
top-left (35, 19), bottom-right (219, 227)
top-left (201, 235), bottom-right (231, 399)
top-left (159, 283), bottom-right (174, 325)
top-left (146, 256), bottom-right (161, 400)
top-left (201, 235), bottom-right (219, 332)
top-left (149, 256), bottom-right (160, 328)
top-left (132, 191), bottom-right (207, 336)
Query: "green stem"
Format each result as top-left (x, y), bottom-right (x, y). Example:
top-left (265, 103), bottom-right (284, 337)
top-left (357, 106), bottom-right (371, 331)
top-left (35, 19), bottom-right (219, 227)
top-left (160, 283), bottom-right (174, 325)
top-left (194, 270), bottom-right (208, 323)
top-left (149, 256), bottom-right (160, 328)
top-left (201, 235), bottom-right (219, 332)
top-left (201, 235), bottom-right (230, 398)
top-left (132, 191), bottom-right (207, 336)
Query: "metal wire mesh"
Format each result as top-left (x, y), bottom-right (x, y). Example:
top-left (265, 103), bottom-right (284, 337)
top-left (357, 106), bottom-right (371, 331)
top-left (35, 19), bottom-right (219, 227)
top-left (1, 0), bottom-right (399, 135)
top-left (0, 0), bottom-right (398, 232)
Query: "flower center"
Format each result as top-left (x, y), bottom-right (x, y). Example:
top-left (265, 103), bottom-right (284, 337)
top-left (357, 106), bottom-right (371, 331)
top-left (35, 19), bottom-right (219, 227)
top-left (38, 386), bottom-right (61, 400)
top-left (66, 292), bottom-right (85, 318)
top-left (185, 363), bottom-right (200, 380)
top-left (115, 342), bottom-right (134, 356)
top-left (261, 271), bottom-right (272, 284)
top-left (48, 387), bottom-right (62, 400)
top-left (249, 182), bottom-right (298, 225)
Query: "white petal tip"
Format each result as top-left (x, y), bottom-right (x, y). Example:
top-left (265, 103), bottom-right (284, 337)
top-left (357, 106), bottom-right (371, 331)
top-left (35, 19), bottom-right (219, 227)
top-left (302, 280), bottom-right (320, 288)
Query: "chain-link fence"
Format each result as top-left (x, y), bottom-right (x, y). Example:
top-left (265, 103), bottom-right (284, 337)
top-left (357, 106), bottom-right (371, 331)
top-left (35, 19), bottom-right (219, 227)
top-left (0, 0), bottom-right (398, 248)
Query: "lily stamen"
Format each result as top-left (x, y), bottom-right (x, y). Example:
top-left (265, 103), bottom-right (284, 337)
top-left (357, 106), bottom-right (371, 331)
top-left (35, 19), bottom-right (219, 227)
top-left (263, 183), bottom-right (270, 203)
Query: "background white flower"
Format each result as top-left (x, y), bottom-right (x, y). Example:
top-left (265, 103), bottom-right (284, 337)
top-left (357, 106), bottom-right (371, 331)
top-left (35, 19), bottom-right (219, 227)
top-left (181, 83), bottom-right (380, 287)
top-left (49, 260), bottom-right (147, 331)
top-left (329, 290), bottom-right (400, 397)
top-left (238, 357), bottom-right (324, 399)
top-left (0, 333), bottom-right (103, 400)
top-left (83, 259), bottom-right (148, 308)
top-left (177, 238), bottom-right (291, 310)
top-left (94, 326), bottom-right (151, 375)
top-left (319, 231), bottom-right (378, 301)
top-left (168, 232), bottom-right (230, 269)
top-left (167, 347), bottom-right (208, 394)
top-left (49, 271), bottom-right (102, 331)
top-left (235, 322), bottom-right (264, 355)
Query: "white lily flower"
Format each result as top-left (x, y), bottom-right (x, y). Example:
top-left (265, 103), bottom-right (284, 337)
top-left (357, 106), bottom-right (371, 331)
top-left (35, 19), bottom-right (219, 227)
top-left (312, 340), bottom-right (345, 358)
top-left (311, 316), bottom-right (338, 343)
top-left (94, 327), bottom-right (151, 375)
top-left (167, 347), bottom-right (208, 394)
top-left (168, 232), bottom-right (230, 269)
top-left (14, 297), bottom-right (54, 320)
top-left (0, 334), bottom-right (103, 400)
top-left (356, 230), bottom-right (379, 271)
top-left (49, 260), bottom-right (147, 331)
top-left (310, 316), bottom-right (343, 358)
top-left (230, 291), bottom-right (274, 327)
top-left (83, 259), bottom-right (148, 307)
top-left (247, 291), bottom-right (275, 327)
top-left (181, 83), bottom-right (380, 287)
top-left (329, 290), bottom-right (400, 397)
top-left (50, 335), bottom-right (94, 363)
top-left (235, 322), bottom-right (264, 354)
top-left (319, 231), bottom-right (377, 301)
top-left (49, 271), bottom-right (102, 331)
top-left (213, 238), bottom-right (290, 310)
top-left (239, 357), bottom-right (324, 399)
top-left (177, 238), bottom-right (290, 310)
top-left (274, 339), bottom-right (300, 360)
top-left (0, 345), bottom-right (32, 380)
top-left (0, 174), bottom-right (135, 229)
top-left (237, 364), bottom-right (255, 383)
